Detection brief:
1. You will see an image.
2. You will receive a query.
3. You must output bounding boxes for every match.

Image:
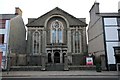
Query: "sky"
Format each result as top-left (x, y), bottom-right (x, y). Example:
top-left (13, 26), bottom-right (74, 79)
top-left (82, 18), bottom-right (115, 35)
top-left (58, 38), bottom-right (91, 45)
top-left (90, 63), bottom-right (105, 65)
top-left (0, 0), bottom-right (120, 25)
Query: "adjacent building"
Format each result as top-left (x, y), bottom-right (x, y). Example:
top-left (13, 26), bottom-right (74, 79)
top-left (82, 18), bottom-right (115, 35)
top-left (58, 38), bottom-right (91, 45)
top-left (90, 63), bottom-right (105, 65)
top-left (26, 7), bottom-right (87, 70)
top-left (88, 2), bottom-right (120, 70)
top-left (0, 8), bottom-right (26, 70)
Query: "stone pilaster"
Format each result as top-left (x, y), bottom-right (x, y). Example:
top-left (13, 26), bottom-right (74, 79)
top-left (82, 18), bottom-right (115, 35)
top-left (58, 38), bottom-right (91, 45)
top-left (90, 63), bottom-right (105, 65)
top-left (82, 27), bottom-right (87, 53)
top-left (73, 32), bottom-right (75, 53)
top-left (64, 55), bottom-right (69, 71)
top-left (41, 55), bottom-right (46, 71)
top-left (60, 50), bottom-right (62, 63)
top-left (39, 31), bottom-right (41, 55)
top-left (41, 30), bottom-right (46, 70)
top-left (79, 30), bottom-right (82, 53)
top-left (51, 49), bottom-right (54, 63)
top-left (67, 29), bottom-right (71, 53)
top-left (27, 30), bottom-right (31, 54)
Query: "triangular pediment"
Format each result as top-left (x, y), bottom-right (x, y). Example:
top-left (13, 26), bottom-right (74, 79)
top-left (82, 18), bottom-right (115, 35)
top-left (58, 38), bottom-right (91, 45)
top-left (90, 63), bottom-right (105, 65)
top-left (26, 7), bottom-right (87, 27)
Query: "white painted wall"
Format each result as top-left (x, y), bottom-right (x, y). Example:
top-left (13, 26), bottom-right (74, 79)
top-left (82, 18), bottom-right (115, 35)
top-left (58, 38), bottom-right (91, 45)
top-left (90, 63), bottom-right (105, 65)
top-left (104, 18), bottom-right (119, 65)
top-left (106, 42), bottom-right (119, 64)
top-left (0, 20), bottom-right (10, 69)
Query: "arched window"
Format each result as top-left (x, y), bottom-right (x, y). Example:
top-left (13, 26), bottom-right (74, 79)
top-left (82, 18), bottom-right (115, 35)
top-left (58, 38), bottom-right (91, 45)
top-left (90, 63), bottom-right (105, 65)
top-left (33, 31), bottom-right (40, 54)
top-left (75, 32), bottom-right (80, 53)
top-left (51, 20), bottom-right (63, 43)
top-left (72, 31), bottom-right (81, 53)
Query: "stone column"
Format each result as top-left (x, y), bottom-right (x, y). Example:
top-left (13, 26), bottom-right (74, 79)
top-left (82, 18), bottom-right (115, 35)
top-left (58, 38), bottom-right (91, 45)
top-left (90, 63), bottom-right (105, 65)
top-left (41, 55), bottom-right (46, 71)
top-left (64, 55), bottom-right (69, 70)
top-left (60, 50), bottom-right (62, 63)
top-left (51, 49), bottom-right (54, 63)
top-left (101, 55), bottom-right (107, 70)
top-left (39, 31), bottom-right (41, 55)
top-left (73, 32), bottom-right (75, 53)
top-left (79, 30), bottom-right (82, 53)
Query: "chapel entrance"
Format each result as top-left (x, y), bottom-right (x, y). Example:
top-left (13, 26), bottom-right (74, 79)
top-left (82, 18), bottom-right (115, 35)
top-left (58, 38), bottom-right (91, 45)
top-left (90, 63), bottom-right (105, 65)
top-left (54, 52), bottom-right (60, 63)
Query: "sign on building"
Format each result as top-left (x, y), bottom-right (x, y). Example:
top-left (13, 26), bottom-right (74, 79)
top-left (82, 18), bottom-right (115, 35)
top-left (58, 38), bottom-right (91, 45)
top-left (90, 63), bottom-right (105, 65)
top-left (86, 57), bottom-right (93, 65)
top-left (0, 44), bottom-right (7, 51)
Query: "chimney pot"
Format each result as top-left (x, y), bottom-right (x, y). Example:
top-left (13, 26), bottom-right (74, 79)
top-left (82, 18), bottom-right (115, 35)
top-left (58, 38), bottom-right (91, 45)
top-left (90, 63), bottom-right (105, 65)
top-left (15, 7), bottom-right (22, 16)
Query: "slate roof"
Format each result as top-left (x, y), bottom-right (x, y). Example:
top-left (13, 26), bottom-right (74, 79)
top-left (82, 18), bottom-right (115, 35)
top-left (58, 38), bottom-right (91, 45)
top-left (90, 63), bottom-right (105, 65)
top-left (0, 14), bottom-right (16, 19)
top-left (96, 13), bottom-right (119, 17)
top-left (26, 7), bottom-right (87, 27)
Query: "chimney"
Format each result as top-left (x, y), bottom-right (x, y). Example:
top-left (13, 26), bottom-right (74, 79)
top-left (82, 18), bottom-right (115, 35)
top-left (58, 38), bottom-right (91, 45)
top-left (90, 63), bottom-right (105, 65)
top-left (89, 2), bottom-right (99, 14)
top-left (118, 1), bottom-right (120, 14)
top-left (15, 7), bottom-right (22, 16)
top-left (89, 2), bottom-right (99, 21)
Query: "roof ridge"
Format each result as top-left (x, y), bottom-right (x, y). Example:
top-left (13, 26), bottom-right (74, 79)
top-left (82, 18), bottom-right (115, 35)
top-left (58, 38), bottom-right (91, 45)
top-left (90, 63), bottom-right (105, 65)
top-left (26, 7), bottom-right (87, 27)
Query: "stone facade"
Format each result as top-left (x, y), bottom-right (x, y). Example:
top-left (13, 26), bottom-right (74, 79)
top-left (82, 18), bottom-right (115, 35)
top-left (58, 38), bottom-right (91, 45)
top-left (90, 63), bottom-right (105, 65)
top-left (26, 7), bottom-right (87, 70)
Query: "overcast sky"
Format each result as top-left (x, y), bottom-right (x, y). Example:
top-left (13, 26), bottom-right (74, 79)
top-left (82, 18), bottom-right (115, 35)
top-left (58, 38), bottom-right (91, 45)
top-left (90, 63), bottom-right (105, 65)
top-left (0, 0), bottom-right (120, 24)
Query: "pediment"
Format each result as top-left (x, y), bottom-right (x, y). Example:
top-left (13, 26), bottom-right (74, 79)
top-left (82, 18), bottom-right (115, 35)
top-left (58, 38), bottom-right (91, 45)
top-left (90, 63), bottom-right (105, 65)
top-left (26, 7), bottom-right (87, 27)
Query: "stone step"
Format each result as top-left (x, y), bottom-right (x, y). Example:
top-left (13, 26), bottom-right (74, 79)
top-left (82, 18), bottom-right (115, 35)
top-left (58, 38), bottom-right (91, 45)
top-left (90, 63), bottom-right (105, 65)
top-left (46, 63), bottom-right (64, 71)
top-left (10, 66), bottom-right (42, 71)
top-left (9, 65), bottom-right (96, 71)
top-left (69, 65), bottom-right (96, 70)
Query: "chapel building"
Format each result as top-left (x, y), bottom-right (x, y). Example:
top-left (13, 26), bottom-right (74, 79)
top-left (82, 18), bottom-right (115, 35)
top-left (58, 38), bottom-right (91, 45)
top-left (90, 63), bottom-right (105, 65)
top-left (26, 7), bottom-right (87, 70)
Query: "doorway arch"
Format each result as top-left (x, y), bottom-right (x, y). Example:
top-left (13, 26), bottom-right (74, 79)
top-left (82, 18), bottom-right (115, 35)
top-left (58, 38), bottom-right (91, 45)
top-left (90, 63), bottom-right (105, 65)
top-left (54, 52), bottom-right (60, 63)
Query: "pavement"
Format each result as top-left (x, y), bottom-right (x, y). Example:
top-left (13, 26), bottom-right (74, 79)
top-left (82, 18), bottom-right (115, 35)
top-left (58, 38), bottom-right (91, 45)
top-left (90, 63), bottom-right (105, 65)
top-left (1, 71), bottom-right (119, 78)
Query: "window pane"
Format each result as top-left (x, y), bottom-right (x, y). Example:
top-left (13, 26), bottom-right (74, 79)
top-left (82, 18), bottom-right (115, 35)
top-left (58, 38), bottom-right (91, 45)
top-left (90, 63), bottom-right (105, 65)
top-left (106, 42), bottom-right (119, 64)
top-left (51, 20), bottom-right (63, 43)
top-left (75, 41), bottom-right (77, 53)
top-left (75, 33), bottom-right (77, 53)
top-left (33, 32), bottom-right (39, 54)
top-left (77, 33), bottom-right (80, 53)
top-left (105, 27), bottom-right (119, 41)
top-left (59, 30), bottom-right (62, 43)
top-left (76, 32), bottom-right (79, 41)
top-left (118, 29), bottom-right (120, 41)
top-left (104, 18), bottom-right (117, 25)
top-left (52, 30), bottom-right (55, 43)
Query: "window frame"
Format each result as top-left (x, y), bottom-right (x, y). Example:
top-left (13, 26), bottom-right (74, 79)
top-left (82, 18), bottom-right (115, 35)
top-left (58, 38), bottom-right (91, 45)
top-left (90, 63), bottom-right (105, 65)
top-left (104, 18), bottom-right (117, 26)
top-left (72, 30), bottom-right (81, 53)
top-left (51, 20), bottom-right (64, 43)
top-left (32, 31), bottom-right (40, 55)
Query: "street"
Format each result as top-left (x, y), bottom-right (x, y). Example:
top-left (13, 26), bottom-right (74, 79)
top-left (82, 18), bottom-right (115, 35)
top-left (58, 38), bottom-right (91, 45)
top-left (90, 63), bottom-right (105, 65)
top-left (2, 77), bottom-right (119, 80)
top-left (2, 71), bottom-right (119, 80)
